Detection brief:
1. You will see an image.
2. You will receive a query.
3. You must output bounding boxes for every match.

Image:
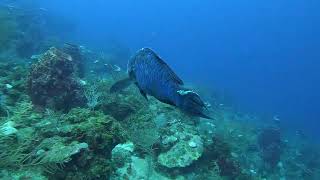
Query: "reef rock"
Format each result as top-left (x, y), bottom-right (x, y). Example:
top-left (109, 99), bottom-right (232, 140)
top-left (111, 141), bottom-right (134, 167)
top-left (155, 110), bottom-right (204, 169)
top-left (111, 142), bottom-right (170, 180)
top-left (27, 47), bottom-right (86, 111)
top-left (101, 102), bottom-right (135, 121)
top-left (34, 136), bottom-right (88, 164)
top-left (158, 134), bottom-right (203, 168)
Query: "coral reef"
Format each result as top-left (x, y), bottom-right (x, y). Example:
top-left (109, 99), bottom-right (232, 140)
top-left (205, 135), bottom-right (243, 178)
top-left (258, 127), bottom-right (282, 169)
top-left (0, 62), bottom-right (29, 107)
top-left (97, 78), bottom-right (145, 121)
top-left (157, 121), bottom-right (204, 168)
top-left (1, 44), bottom-right (320, 180)
top-left (27, 47), bottom-right (86, 111)
top-left (0, 168), bottom-right (47, 180)
top-left (111, 141), bottom-right (171, 180)
top-left (158, 134), bottom-right (203, 168)
top-left (0, 100), bottom-right (124, 179)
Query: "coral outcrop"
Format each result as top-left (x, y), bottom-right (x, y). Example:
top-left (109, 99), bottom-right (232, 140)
top-left (25, 136), bottom-right (88, 167)
top-left (111, 142), bottom-right (170, 180)
top-left (27, 47), bottom-right (86, 111)
top-left (1, 41), bottom-right (320, 180)
top-left (158, 129), bottom-right (204, 168)
top-left (258, 127), bottom-right (282, 169)
top-left (0, 62), bottom-right (29, 107)
top-left (0, 99), bottom-right (125, 179)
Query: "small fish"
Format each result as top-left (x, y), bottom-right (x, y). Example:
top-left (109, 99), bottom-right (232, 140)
top-left (104, 64), bottom-right (121, 72)
top-left (110, 48), bottom-right (212, 119)
top-left (39, 8), bottom-right (48, 12)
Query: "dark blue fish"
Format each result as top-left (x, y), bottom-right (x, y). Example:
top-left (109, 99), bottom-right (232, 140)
top-left (110, 48), bottom-right (212, 119)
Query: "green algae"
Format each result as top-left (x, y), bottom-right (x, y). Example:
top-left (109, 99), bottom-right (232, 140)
top-left (63, 108), bottom-right (126, 151)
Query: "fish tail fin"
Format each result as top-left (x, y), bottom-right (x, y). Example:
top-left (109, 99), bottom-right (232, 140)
top-left (110, 77), bottom-right (132, 93)
top-left (178, 89), bottom-right (212, 119)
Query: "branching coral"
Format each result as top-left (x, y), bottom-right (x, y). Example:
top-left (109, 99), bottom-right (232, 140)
top-left (0, 136), bottom-right (30, 168)
top-left (84, 82), bottom-right (102, 110)
top-left (21, 136), bottom-right (88, 173)
top-left (124, 108), bottom-right (160, 155)
top-left (7, 101), bottom-right (42, 126)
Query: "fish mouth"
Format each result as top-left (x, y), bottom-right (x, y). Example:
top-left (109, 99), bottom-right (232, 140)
top-left (177, 89), bottom-right (212, 119)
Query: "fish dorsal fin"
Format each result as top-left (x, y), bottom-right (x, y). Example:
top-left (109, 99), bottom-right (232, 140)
top-left (152, 51), bottom-right (184, 85)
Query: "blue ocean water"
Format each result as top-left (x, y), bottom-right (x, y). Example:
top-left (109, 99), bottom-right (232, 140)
top-left (1, 0), bottom-right (320, 179)
top-left (39, 0), bottom-right (320, 136)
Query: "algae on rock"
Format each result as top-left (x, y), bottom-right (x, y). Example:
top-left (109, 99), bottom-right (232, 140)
top-left (29, 136), bottom-right (88, 165)
top-left (158, 130), bottom-right (204, 168)
top-left (27, 47), bottom-right (87, 111)
top-left (111, 142), bottom-right (170, 180)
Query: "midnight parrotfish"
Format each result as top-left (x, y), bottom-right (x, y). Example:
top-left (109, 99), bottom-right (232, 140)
top-left (110, 48), bottom-right (212, 119)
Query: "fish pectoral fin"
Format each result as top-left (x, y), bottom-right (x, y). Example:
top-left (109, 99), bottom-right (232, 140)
top-left (139, 89), bottom-right (148, 100)
top-left (159, 98), bottom-right (176, 106)
top-left (134, 82), bottom-right (148, 100)
top-left (110, 77), bottom-right (132, 93)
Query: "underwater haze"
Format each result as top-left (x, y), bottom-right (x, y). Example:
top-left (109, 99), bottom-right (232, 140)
top-left (1, 0), bottom-right (320, 179)
top-left (40, 0), bottom-right (320, 135)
